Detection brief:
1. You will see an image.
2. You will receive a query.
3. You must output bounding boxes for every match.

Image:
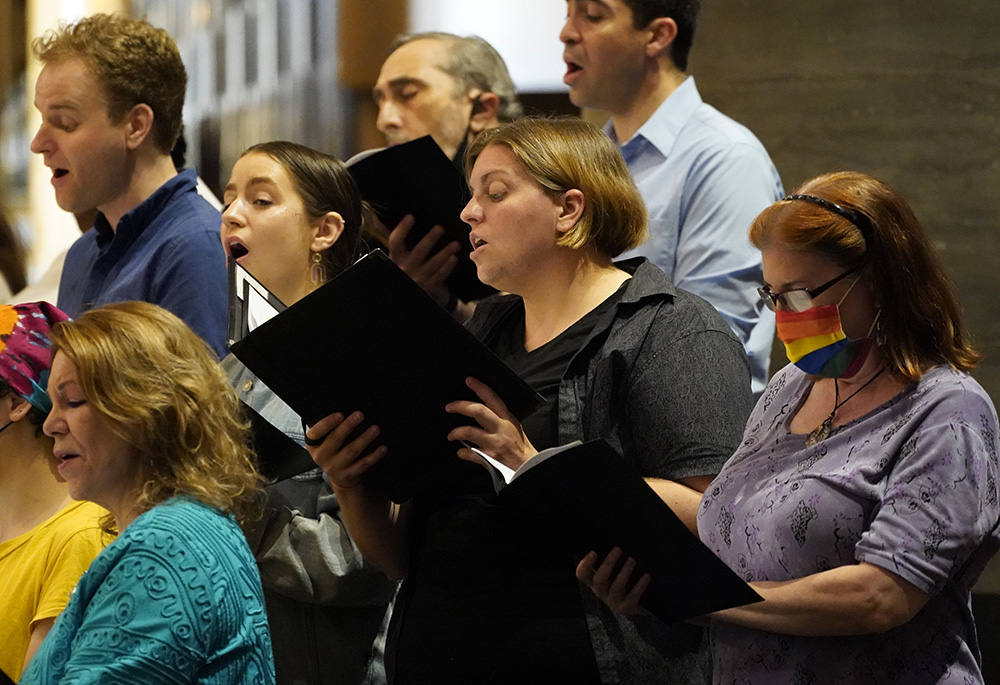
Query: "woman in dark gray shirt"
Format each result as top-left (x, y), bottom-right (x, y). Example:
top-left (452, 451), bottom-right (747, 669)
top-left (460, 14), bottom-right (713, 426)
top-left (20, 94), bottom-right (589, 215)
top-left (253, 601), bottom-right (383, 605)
top-left (309, 118), bottom-right (753, 684)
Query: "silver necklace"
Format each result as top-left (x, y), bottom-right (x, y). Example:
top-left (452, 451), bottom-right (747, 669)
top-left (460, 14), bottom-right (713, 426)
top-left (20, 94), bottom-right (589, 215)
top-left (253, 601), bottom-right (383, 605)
top-left (805, 367), bottom-right (887, 446)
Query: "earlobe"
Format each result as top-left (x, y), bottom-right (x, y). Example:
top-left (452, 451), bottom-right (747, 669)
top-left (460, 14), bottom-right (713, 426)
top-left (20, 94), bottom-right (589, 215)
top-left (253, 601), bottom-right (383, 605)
top-left (124, 103), bottom-right (155, 150)
top-left (311, 211), bottom-right (345, 252)
top-left (469, 92), bottom-right (501, 133)
top-left (646, 17), bottom-right (678, 59)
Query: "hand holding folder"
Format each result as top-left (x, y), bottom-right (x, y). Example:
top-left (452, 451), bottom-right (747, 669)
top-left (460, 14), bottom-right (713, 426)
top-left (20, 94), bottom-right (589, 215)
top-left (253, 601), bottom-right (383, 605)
top-left (230, 250), bottom-right (543, 501)
top-left (346, 136), bottom-right (494, 303)
top-left (499, 440), bottom-right (762, 624)
top-left (227, 259), bottom-right (315, 482)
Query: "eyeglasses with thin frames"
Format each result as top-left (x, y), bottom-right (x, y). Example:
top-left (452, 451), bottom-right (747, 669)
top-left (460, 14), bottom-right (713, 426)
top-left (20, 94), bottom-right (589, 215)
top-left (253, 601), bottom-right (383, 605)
top-left (757, 268), bottom-right (859, 312)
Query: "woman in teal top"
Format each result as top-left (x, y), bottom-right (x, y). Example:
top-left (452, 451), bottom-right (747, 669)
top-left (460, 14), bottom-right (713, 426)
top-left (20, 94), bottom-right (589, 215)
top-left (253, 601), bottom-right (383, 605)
top-left (20, 302), bottom-right (274, 684)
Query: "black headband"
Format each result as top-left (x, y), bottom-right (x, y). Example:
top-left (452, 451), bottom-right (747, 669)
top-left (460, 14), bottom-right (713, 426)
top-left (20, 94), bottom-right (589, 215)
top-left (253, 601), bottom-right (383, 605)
top-left (783, 194), bottom-right (873, 243)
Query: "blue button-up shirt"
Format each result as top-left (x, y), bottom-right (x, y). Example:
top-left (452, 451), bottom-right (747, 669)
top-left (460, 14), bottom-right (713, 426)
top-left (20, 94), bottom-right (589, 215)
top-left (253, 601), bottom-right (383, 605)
top-left (610, 77), bottom-right (783, 396)
top-left (57, 169), bottom-right (228, 357)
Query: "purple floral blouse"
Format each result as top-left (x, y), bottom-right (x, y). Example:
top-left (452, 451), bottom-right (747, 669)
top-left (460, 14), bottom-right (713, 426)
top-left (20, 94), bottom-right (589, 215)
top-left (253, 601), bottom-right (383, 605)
top-left (698, 365), bottom-right (1000, 684)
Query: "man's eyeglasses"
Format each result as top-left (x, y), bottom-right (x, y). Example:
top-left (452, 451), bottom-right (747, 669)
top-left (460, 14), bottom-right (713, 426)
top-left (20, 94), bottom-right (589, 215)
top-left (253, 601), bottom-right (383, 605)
top-left (757, 268), bottom-right (859, 312)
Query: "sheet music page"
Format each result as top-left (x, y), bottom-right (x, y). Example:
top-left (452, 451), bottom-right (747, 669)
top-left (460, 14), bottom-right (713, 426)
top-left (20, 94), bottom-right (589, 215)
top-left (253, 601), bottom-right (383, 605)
top-left (246, 283), bottom-right (281, 332)
top-left (474, 440), bottom-right (584, 492)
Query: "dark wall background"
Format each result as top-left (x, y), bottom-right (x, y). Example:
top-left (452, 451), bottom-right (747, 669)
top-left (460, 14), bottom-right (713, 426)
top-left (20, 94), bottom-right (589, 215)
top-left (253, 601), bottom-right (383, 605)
top-left (689, 0), bottom-right (1000, 399)
top-left (688, 2), bottom-right (1000, 678)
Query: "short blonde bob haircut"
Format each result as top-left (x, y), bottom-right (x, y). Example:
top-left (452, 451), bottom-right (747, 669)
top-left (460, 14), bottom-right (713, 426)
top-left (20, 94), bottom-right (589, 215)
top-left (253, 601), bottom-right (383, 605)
top-left (50, 302), bottom-right (262, 530)
top-left (466, 117), bottom-right (648, 259)
top-left (749, 171), bottom-right (980, 382)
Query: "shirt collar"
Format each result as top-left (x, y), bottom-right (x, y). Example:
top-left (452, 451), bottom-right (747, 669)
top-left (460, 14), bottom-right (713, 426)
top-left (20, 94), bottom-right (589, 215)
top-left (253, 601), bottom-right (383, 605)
top-left (93, 169), bottom-right (199, 249)
top-left (604, 76), bottom-right (703, 158)
top-left (614, 257), bottom-right (678, 304)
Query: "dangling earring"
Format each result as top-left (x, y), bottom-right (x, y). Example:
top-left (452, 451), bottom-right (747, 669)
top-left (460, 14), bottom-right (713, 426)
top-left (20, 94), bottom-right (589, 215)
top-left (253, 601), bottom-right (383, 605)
top-left (310, 251), bottom-right (328, 284)
top-left (873, 309), bottom-right (887, 346)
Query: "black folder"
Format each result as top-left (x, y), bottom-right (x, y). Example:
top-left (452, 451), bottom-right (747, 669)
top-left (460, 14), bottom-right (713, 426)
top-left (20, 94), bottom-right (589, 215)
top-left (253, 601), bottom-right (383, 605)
top-left (230, 250), bottom-right (543, 502)
top-left (500, 440), bottom-right (762, 624)
top-left (346, 136), bottom-right (495, 303)
top-left (226, 258), bottom-right (314, 482)
top-left (227, 256), bottom-right (287, 348)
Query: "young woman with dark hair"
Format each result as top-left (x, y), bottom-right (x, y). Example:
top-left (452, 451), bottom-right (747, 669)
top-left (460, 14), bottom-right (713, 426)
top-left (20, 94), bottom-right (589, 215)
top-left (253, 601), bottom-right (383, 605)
top-left (220, 141), bottom-right (396, 685)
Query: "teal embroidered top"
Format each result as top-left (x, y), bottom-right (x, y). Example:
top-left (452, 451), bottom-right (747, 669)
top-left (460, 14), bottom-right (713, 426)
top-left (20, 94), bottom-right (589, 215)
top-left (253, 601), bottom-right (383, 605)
top-left (21, 497), bottom-right (274, 684)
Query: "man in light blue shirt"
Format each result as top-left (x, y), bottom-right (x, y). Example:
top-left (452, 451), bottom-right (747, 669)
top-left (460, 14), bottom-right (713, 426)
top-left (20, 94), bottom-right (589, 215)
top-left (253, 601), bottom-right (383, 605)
top-left (561, 0), bottom-right (783, 396)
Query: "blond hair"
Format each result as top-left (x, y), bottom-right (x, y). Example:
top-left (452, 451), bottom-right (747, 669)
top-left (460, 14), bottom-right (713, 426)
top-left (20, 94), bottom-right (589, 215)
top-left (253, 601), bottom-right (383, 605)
top-left (50, 302), bottom-right (262, 532)
top-left (466, 117), bottom-right (648, 258)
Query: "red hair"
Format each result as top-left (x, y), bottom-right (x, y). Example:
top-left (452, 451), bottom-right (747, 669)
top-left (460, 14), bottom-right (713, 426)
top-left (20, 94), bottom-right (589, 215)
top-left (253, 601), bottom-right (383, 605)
top-left (749, 171), bottom-right (980, 382)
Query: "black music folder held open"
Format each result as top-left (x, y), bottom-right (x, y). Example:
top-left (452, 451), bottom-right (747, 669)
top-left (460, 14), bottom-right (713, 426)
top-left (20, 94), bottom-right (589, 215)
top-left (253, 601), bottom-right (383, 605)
top-left (346, 135), bottom-right (495, 303)
top-left (230, 250), bottom-right (543, 502)
top-left (500, 440), bottom-right (762, 624)
top-left (227, 254), bottom-right (287, 349)
top-left (227, 258), bottom-right (315, 482)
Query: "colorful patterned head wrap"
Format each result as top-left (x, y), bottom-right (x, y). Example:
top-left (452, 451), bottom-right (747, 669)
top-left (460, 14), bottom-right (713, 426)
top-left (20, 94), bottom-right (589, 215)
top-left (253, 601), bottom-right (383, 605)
top-left (0, 302), bottom-right (70, 414)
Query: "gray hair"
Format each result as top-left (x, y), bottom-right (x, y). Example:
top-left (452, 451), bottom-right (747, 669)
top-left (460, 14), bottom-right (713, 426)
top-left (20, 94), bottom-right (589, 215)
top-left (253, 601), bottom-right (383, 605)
top-left (389, 32), bottom-right (523, 123)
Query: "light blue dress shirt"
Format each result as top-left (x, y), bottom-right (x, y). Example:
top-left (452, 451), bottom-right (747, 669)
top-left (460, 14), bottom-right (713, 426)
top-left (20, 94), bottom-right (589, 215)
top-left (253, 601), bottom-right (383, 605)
top-left (609, 77), bottom-right (783, 396)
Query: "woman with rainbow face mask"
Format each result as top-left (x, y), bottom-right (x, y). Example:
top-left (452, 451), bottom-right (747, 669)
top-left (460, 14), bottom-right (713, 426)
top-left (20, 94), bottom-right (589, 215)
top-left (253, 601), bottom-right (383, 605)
top-left (580, 171), bottom-right (1000, 684)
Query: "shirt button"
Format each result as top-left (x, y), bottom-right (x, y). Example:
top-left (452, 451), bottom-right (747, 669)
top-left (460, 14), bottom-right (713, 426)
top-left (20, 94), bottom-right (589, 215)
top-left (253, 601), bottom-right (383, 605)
top-left (242, 380), bottom-right (253, 392)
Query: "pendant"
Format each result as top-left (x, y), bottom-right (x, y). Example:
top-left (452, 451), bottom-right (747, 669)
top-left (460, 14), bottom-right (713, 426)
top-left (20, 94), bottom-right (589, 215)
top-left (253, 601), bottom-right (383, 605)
top-left (805, 416), bottom-right (833, 446)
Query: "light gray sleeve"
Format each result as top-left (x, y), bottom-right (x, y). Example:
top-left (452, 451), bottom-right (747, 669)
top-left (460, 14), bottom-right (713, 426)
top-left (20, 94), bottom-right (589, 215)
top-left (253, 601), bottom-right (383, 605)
top-left (256, 486), bottom-right (397, 607)
top-left (223, 355), bottom-right (397, 606)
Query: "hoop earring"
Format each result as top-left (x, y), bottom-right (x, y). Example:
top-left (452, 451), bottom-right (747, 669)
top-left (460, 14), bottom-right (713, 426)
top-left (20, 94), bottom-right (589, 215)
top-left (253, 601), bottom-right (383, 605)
top-left (310, 251), bottom-right (328, 284)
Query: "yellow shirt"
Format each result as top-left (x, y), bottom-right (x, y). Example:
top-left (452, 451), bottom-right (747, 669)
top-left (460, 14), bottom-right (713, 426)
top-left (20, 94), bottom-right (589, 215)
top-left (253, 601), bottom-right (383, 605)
top-left (0, 500), bottom-right (107, 681)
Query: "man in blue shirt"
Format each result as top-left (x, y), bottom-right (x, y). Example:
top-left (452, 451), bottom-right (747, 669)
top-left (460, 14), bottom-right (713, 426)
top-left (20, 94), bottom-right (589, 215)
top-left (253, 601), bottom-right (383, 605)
top-left (561, 0), bottom-right (783, 396)
top-left (30, 14), bottom-right (227, 357)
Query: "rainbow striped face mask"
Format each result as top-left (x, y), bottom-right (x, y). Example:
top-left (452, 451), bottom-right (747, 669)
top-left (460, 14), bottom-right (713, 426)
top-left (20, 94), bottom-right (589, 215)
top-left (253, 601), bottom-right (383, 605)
top-left (775, 276), bottom-right (877, 378)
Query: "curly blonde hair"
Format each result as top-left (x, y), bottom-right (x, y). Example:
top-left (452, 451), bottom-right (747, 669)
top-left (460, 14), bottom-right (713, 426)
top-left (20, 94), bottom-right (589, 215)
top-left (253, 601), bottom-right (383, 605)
top-left (50, 302), bottom-right (262, 532)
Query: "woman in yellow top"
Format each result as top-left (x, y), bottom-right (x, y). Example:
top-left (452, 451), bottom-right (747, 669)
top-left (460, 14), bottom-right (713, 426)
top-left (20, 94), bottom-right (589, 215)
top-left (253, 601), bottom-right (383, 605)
top-left (0, 302), bottom-right (106, 681)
